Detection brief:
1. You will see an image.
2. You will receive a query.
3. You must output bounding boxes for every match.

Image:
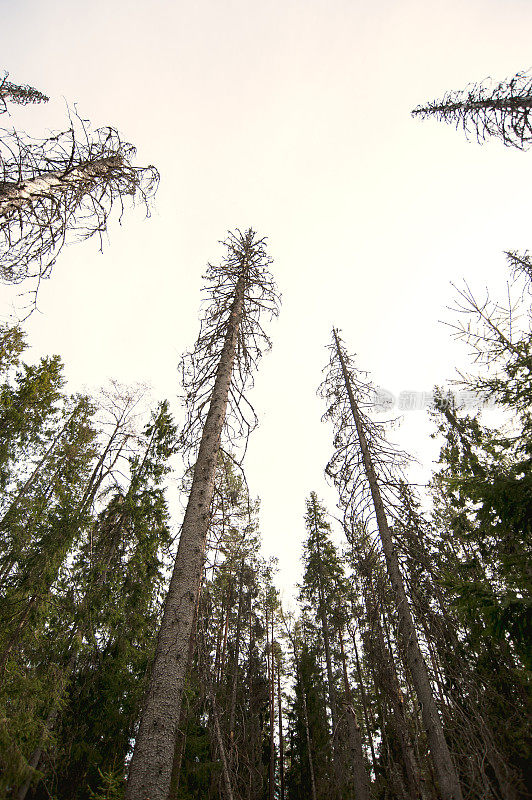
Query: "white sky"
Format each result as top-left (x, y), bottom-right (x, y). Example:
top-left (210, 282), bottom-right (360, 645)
top-left (2, 0), bottom-right (531, 601)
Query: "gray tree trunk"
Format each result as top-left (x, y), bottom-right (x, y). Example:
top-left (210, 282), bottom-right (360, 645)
top-left (228, 563), bottom-right (245, 746)
top-left (298, 652), bottom-right (318, 800)
top-left (125, 273), bottom-right (246, 800)
top-left (333, 330), bottom-right (463, 800)
top-left (210, 690), bottom-right (235, 800)
top-left (338, 629), bottom-right (371, 800)
top-left (0, 157), bottom-right (123, 215)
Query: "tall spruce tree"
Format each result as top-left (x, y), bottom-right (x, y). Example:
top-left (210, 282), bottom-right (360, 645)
top-left (126, 229), bottom-right (279, 800)
top-left (299, 492), bottom-right (371, 800)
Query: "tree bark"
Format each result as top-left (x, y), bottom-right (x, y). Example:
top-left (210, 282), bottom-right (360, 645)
top-left (0, 157), bottom-right (124, 215)
top-left (338, 629), bottom-right (371, 800)
top-left (277, 650), bottom-right (285, 800)
top-left (266, 606), bottom-right (275, 800)
top-left (228, 563), bottom-right (245, 747)
top-left (333, 329), bottom-right (463, 800)
top-left (125, 272), bottom-right (246, 800)
top-left (210, 690), bottom-right (235, 800)
top-left (363, 581), bottom-right (425, 800)
top-left (298, 651), bottom-right (318, 800)
top-left (351, 634), bottom-right (378, 774)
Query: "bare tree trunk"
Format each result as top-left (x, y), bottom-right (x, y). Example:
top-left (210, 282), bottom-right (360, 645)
top-left (125, 273), bottom-right (246, 800)
top-left (277, 651), bottom-right (285, 800)
top-left (214, 601), bottom-right (226, 686)
top-left (298, 655), bottom-right (318, 800)
top-left (351, 634), bottom-right (378, 774)
top-left (266, 607), bottom-right (275, 800)
top-left (338, 629), bottom-right (371, 800)
top-left (220, 591), bottom-right (232, 683)
top-left (0, 157), bottom-right (124, 215)
top-left (364, 580), bottom-right (425, 800)
top-left (229, 564), bottom-right (245, 747)
top-left (311, 498), bottom-right (342, 795)
top-left (210, 690), bottom-right (235, 800)
top-left (333, 329), bottom-right (463, 800)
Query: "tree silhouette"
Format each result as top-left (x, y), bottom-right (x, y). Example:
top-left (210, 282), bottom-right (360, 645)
top-left (412, 70), bottom-right (532, 149)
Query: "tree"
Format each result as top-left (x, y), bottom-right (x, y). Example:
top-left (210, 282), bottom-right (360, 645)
top-left (0, 72), bottom-right (48, 113)
top-left (125, 229), bottom-right (279, 800)
top-left (168, 452), bottom-right (275, 800)
top-left (40, 402), bottom-right (177, 800)
top-left (300, 492), bottom-right (371, 800)
top-left (0, 115), bottom-right (159, 301)
top-left (321, 328), bottom-right (464, 800)
top-left (412, 69), bottom-right (532, 149)
top-left (434, 254), bottom-right (532, 664)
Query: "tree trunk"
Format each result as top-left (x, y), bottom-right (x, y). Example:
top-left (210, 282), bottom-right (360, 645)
top-left (210, 690), bottom-right (235, 800)
top-left (0, 157), bottom-right (124, 215)
top-left (351, 634), bottom-right (378, 774)
top-left (311, 497), bottom-right (342, 795)
top-left (338, 629), bottom-right (371, 800)
top-left (125, 273), bottom-right (246, 800)
top-left (333, 329), bottom-right (463, 800)
top-left (228, 563), bottom-right (245, 747)
top-left (266, 607), bottom-right (275, 800)
top-left (298, 653), bottom-right (318, 800)
top-left (364, 580), bottom-right (425, 800)
top-left (277, 652), bottom-right (285, 800)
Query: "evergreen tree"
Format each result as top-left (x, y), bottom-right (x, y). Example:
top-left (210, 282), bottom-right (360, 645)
top-left (0, 73), bottom-right (48, 112)
top-left (412, 69), bottom-right (532, 149)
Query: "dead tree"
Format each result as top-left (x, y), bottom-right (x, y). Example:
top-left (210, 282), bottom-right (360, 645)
top-left (321, 329), bottom-right (464, 800)
top-left (125, 229), bottom-right (279, 800)
top-left (412, 69), bottom-right (532, 149)
top-left (0, 73), bottom-right (48, 112)
top-left (0, 115), bottom-right (158, 301)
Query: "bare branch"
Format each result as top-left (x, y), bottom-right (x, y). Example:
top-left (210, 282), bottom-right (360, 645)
top-left (0, 112), bottom-right (159, 298)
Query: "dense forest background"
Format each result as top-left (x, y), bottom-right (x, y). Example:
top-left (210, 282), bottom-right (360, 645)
top-left (1, 2), bottom-right (531, 799)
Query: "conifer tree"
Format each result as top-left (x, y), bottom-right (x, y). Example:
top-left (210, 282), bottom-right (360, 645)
top-left (300, 493), bottom-right (372, 800)
top-left (284, 615), bottom-right (327, 800)
top-left (412, 69), bottom-right (532, 149)
top-left (14, 401), bottom-right (177, 800)
top-left (0, 73), bottom-right (48, 112)
top-left (321, 328), bottom-right (464, 800)
top-left (170, 452), bottom-right (274, 800)
top-left (126, 229), bottom-right (279, 800)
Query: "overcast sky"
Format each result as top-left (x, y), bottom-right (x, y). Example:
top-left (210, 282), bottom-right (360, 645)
top-left (2, 0), bottom-right (531, 600)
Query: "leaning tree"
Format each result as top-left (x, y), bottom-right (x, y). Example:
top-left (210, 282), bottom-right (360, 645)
top-left (125, 229), bottom-right (279, 800)
top-left (0, 115), bottom-right (159, 302)
top-left (320, 328), bottom-right (464, 800)
top-left (412, 69), bottom-right (532, 150)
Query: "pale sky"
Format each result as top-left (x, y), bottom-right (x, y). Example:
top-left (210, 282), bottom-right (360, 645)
top-left (2, 0), bottom-right (531, 600)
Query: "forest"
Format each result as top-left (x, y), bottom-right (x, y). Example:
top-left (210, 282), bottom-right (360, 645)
top-left (0, 37), bottom-right (531, 800)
